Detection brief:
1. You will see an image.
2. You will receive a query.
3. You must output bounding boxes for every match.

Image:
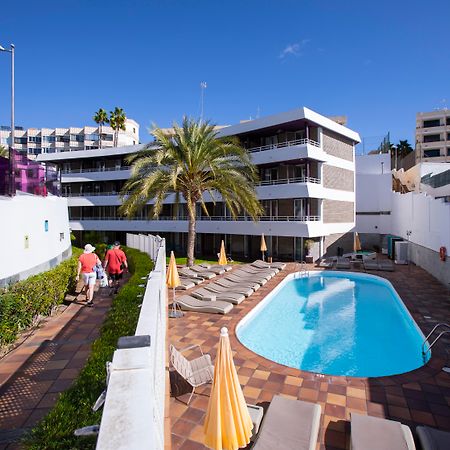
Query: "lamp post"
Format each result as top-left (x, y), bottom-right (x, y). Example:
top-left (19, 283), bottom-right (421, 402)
top-left (0, 43), bottom-right (15, 195)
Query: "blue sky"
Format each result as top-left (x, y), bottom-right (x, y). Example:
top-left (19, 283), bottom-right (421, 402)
top-left (0, 0), bottom-right (448, 152)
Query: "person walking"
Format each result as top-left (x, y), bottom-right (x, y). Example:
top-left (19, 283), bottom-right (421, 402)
top-left (104, 241), bottom-right (128, 294)
top-left (76, 244), bottom-right (101, 306)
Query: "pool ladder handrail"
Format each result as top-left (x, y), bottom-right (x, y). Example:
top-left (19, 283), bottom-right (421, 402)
top-left (296, 261), bottom-right (308, 277)
top-left (421, 323), bottom-right (450, 356)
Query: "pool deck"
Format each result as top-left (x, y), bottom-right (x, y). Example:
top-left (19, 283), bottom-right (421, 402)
top-left (169, 262), bottom-right (450, 450)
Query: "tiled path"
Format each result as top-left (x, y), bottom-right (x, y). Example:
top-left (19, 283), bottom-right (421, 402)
top-left (169, 262), bottom-right (450, 450)
top-left (0, 281), bottom-right (117, 449)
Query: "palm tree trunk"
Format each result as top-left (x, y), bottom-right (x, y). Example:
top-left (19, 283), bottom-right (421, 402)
top-left (99, 123), bottom-right (102, 149)
top-left (187, 201), bottom-right (196, 267)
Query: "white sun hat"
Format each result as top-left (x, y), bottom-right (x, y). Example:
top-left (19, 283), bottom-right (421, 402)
top-left (84, 244), bottom-right (96, 254)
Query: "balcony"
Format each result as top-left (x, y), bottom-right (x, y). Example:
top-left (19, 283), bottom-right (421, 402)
top-left (69, 215), bottom-right (321, 222)
top-left (61, 165), bottom-right (130, 175)
top-left (257, 176), bottom-right (320, 186)
top-left (246, 137), bottom-right (320, 153)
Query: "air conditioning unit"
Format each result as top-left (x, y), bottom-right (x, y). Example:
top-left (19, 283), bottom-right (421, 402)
top-left (395, 241), bottom-right (409, 265)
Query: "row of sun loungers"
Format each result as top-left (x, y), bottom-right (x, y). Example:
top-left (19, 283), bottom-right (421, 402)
top-left (175, 260), bottom-right (286, 314)
top-left (363, 259), bottom-right (395, 271)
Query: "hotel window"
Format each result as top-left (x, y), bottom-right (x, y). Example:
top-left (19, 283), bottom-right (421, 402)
top-left (85, 133), bottom-right (99, 141)
top-left (57, 135), bottom-right (70, 143)
top-left (423, 149), bottom-right (441, 157)
top-left (14, 137), bottom-right (27, 144)
top-left (447, 117), bottom-right (450, 126)
top-left (423, 119), bottom-right (441, 128)
top-left (447, 148), bottom-right (450, 156)
top-left (76, 135), bottom-right (84, 142)
top-left (28, 136), bottom-right (41, 143)
top-left (423, 134), bottom-right (441, 143)
top-left (42, 135), bottom-right (56, 143)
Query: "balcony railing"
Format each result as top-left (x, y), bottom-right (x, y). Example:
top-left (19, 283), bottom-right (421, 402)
top-left (246, 137), bottom-right (320, 153)
top-left (64, 177), bottom-right (321, 197)
top-left (70, 215), bottom-right (321, 222)
top-left (62, 165), bottom-right (131, 174)
top-left (257, 176), bottom-right (320, 186)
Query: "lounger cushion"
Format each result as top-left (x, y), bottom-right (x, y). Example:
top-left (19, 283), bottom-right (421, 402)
top-left (417, 426), bottom-right (450, 450)
top-left (253, 395), bottom-right (321, 450)
top-left (351, 413), bottom-right (412, 450)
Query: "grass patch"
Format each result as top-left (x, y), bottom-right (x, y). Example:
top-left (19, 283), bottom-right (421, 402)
top-left (24, 247), bottom-right (153, 450)
top-left (0, 247), bottom-right (82, 347)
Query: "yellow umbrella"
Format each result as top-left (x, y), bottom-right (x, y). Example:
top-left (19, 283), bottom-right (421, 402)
top-left (260, 234), bottom-right (267, 261)
top-left (166, 251), bottom-right (182, 318)
top-left (218, 240), bottom-right (227, 266)
top-left (204, 327), bottom-right (253, 450)
top-left (354, 232), bottom-right (362, 252)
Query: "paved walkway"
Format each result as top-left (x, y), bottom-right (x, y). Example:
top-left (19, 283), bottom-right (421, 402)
top-left (168, 262), bottom-right (450, 450)
top-left (0, 281), bottom-right (117, 449)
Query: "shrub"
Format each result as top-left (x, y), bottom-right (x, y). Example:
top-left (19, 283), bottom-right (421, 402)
top-left (24, 247), bottom-right (153, 449)
top-left (0, 247), bottom-right (82, 347)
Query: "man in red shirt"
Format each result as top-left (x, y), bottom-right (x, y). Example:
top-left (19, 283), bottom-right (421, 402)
top-left (104, 241), bottom-right (128, 293)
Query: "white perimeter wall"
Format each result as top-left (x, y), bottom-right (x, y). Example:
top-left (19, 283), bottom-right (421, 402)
top-left (355, 154), bottom-right (450, 253)
top-left (0, 194), bottom-right (71, 281)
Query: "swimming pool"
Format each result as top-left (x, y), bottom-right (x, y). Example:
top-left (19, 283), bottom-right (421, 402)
top-left (237, 272), bottom-right (429, 377)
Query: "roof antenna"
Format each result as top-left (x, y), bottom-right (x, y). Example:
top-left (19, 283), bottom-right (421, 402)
top-left (200, 82), bottom-right (207, 122)
top-left (256, 106), bottom-right (260, 119)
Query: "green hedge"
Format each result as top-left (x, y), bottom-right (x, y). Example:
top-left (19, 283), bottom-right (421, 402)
top-left (24, 247), bottom-right (153, 450)
top-left (0, 247), bottom-right (82, 347)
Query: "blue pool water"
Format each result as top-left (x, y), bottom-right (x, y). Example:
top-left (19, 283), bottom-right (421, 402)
top-left (237, 272), bottom-right (429, 377)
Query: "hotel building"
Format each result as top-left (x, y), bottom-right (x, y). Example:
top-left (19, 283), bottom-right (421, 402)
top-left (0, 119), bottom-right (140, 157)
top-left (415, 109), bottom-right (450, 163)
top-left (37, 107), bottom-right (361, 261)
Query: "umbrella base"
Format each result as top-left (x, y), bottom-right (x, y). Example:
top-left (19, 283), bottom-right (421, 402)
top-left (169, 301), bottom-right (184, 318)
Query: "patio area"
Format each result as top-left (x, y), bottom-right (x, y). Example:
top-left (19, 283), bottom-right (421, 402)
top-left (168, 262), bottom-right (450, 449)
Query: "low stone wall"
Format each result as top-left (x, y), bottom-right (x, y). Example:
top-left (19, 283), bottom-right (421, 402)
top-left (409, 242), bottom-right (450, 288)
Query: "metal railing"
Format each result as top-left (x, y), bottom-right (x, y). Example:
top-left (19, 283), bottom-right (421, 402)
top-left (62, 166), bottom-right (131, 174)
top-left (422, 323), bottom-right (450, 356)
top-left (96, 233), bottom-right (166, 449)
top-left (257, 176), bottom-right (320, 186)
top-left (246, 137), bottom-right (320, 153)
top-left (70, 215), bottom-right (321, 222)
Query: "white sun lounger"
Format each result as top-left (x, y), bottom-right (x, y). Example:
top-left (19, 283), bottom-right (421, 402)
top-left (231, 271), bottom-right (268, 285)
top-left (175, 279), bottom-right (195, 290)
top-left (176, 295), bottom-right (233, 314)
top-left (180, 276), bottom-right (202, 285)
top-left (191, 264), bottom-right (225, 275)
top-left (215, 278), bottom-right (258, 293)
top-left (253, 395), bottom-right (321, 450)
top-left (253, 259), bottom-right (286, 270)
top-left (336, 257), bottom-right (351, 270)
top-left (208, 280), bottom-right (254, 297)
top-left (192, 287), bottom-right (244, 304)
top-left (238, 266), bottom-right (276, 278)
top-left (351, 413), bottom-right (415, 450)
top-left (200, 262), bottom-right (233, 272)
top-left (179, 267), bottom-right (214, 280)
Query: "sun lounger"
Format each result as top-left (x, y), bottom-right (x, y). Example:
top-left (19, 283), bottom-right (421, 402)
top-left (176, 295), bottom-right (233, 314)
top-left (179, 267), bottom-right (214, 280)
top-left (200, 262), bottom-right (233, 272)
top-left (232, 270), bottom-right (269, 284)
top-left (238, 266), bottom-right (276, 278)
top-left (252, 260), bottom-right (286, 270)
top-left (378, 260), bottom-right (395, 272)
top-left (253, 395), bottom-right (321, 450)
top-left (219, 276), bottom-right (260, 291)
top-left (175, 279), bottom-right (195, 290)
top-left (180, 276), bottom-right (202, 285)
top-left (363, 260), bottom-right (379, 271)
top-left (318, 259), bottom-right (334, 268)
top-left (191, 287), bottom-right (244, 304)
top-left (417, 426), bottom-right (450, 450)
top-left (351, 413), bottom-right (415, 450)
top-left (336, 257), bottom-right (351, 270)
top-left (210, 280), bottom-right (255, 297)
top-left (191, 264), bottom-right (225, 275)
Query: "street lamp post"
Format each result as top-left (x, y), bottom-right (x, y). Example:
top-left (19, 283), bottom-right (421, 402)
top-left (0, 43), bottom-right (15, 195)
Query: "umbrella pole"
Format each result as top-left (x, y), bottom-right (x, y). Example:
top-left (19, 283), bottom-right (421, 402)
top-left (169, 287), bottom-right (183, 318)
top-left (262, 251), bottom-right (265, 262)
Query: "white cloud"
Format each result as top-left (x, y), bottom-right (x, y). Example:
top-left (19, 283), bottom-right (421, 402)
top-left (279, 39), bottom-right (310, 59)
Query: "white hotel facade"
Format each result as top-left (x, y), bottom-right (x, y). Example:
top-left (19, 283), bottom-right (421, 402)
top-left (38, 108), bottom-right (361, 261)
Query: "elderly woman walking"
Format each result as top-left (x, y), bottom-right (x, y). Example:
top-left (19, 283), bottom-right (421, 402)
top-left (76, 244), bottom-right (101, 306)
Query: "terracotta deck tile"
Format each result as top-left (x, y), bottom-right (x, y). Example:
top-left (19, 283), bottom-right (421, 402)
top-left (169, 262), bottom-right (450, 448)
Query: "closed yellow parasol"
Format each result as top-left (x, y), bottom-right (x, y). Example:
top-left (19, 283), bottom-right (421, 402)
top-left (354, 232), bottom-right (362, 252)
top-left (218, 240), bottom-right (227, 266)
top-left (260, 234), bottom-right (267, 261)
top-left (166, 251), bottom-right (182, 318)
top-left (204, 327), bottom-right (253, 450)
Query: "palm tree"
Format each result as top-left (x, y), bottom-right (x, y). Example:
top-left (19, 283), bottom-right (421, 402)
top-left (109, 107), bottom-right (126, 147)
top-left (93, 108), bottom-right (109, 149)
top-left (119, 117), bottom-right (263, 266)
top-left (396, 140), bottom-right (413, 158)
top-left (0, 145), bottom-right (8, 158)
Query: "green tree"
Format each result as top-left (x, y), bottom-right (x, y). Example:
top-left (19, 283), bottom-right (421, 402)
top-left (396, 139), bottom-right (413, 158)
top-left (119, 117), bottom-right (263, 266)
top-left (109, 107), bottom-right (126, 147)
top-left (93, 108), bottom-right (109, 149)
